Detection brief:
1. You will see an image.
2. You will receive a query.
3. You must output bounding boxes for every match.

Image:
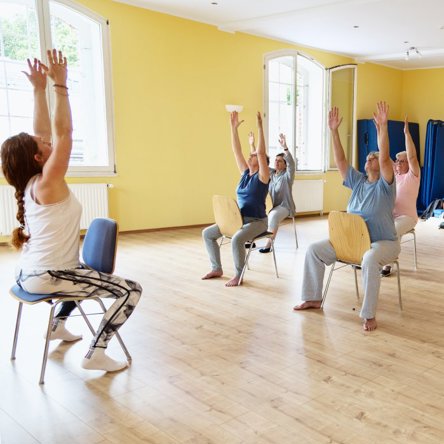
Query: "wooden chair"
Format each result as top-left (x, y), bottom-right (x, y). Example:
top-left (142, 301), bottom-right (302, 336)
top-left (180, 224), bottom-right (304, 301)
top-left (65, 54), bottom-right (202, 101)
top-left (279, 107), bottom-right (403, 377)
top-left (212, 195), bottom-right (278, 284)
top-left (9, 218), bottom-right (131, 384)
top-left (321, 211), bottom-right (402, 309)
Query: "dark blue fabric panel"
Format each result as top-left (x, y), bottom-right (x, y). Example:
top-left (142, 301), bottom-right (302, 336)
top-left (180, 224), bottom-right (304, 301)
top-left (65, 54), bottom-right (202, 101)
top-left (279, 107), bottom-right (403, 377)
top-left (357, 119), bottom-right (420, 173)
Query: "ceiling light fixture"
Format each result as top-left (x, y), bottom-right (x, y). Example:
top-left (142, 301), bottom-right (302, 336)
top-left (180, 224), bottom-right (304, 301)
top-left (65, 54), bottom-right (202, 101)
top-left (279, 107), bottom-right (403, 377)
top-left (405, 46), bottom-right (421, 61)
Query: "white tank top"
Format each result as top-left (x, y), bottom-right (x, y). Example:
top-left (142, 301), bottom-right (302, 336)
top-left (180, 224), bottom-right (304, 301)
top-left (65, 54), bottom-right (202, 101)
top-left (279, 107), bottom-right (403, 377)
top-left (19, 175), bottom-right (82, 273)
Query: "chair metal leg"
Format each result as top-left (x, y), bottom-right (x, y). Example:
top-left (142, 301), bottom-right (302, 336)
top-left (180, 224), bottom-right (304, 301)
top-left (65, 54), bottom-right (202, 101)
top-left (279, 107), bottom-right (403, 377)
top-left (75, 301), bottom-right (97, 335)
top-left (94, 298), bottom-right (132, 362)
top-left (39, 304), bottom-right (58, 385)
top-left (292, 216), bottom-right (299, 249)
top-left (239, 246), bottom-right (253, 285)
top-left (394, 260), bottom-right (402, 310)
top-left (11, 302), bottom-right (23, 361)
top-left (270, 238), bottom-right (279, 278)
top-left (353, 266), bottom-right (360, 301)
top-left (321, 262), bottom-right (336, 308)
top-left (412, 230), bottom-right (417, 270)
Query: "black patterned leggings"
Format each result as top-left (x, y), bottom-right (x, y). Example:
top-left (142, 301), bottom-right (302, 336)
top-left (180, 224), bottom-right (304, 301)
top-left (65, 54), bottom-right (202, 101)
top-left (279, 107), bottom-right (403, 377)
top-left (18, 268), bottom-right (142, 349)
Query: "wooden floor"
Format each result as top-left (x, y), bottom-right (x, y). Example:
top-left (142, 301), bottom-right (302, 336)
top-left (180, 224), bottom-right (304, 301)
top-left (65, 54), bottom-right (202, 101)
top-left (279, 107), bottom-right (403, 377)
top-left (1, 216), bottom-right (444, 444)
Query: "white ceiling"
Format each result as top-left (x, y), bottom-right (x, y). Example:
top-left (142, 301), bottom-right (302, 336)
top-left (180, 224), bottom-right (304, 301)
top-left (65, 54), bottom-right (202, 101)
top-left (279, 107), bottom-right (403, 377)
top-left (113, 0), bottom-right (444, 70)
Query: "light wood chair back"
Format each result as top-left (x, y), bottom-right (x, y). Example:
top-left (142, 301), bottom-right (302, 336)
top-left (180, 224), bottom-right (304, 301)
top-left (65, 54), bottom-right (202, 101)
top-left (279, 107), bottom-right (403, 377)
top-left (212, 195), bottom-right (243, 237)
top-left (265, 194), bottom-right (273, 214)
top-left (328, 211), bottom-right (371, 265)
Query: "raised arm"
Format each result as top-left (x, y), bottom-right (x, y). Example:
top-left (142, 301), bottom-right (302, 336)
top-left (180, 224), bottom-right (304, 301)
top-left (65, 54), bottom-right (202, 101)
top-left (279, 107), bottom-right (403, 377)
top-left (328, 107), bottom-right (349, 180)
top-left (248, 131), bottom-right (256, 153)
top-left (373, 101), bottom-right (394, 184)
top-left (256, 112), bottom-right (270, 184)
top-left (230, 111), bottom-right (248, 174)
top-left (23, 58), bottom-right (51, 141)
top-left (279, 133), bottom-right (296, 181)
top-left (36, 49), bottom-right (73, 203)
top-left (404, 117), bottom-right (420, 177)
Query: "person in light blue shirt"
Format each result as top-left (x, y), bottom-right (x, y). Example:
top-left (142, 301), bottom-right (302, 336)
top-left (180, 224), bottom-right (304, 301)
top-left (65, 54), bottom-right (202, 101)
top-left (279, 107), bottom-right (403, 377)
top-left (293, 103), bottom-right (400, 332)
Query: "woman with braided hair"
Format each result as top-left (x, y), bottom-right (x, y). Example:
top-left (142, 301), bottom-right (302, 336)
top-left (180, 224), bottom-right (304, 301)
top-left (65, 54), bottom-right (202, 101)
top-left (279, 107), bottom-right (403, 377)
top-left (1, 50), bottom-right (142, 372)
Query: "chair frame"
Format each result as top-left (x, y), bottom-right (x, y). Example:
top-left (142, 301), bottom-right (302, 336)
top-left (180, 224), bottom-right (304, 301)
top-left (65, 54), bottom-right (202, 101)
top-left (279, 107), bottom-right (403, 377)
top-left (401, 228), bottom-right (417, 270)
top-left (9, 218), bottom-right (131, 384)
top-left (321, 211), bottom-right (402, 310)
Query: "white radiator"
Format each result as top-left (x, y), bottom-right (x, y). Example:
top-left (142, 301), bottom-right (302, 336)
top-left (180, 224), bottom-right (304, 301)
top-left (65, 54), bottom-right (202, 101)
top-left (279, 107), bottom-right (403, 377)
top-left (0, 183), bottom-right (109, 236)
top-left (293, 179), bottom-right (324, 215)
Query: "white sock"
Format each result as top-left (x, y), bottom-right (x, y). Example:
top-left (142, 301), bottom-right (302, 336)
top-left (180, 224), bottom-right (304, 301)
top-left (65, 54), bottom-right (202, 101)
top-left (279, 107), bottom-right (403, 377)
top-left (44, 319), bottom-right (83, 342)
top-left (81, 348), bottom-right (128, 372)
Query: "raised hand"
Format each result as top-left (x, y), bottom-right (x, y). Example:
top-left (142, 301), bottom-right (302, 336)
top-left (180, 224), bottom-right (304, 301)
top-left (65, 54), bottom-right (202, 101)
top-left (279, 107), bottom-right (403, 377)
top-left (278, 133), bottom-right (287, 149)
top-left (373, 101), bottom-right (389, 127)
top-left (23, 58), bottom-right (48, 90)
top-left (248, 131), bottom-right (255, 148)
top-left (256, 111), bottom-right (263, 128)
top-left (404, 116), bottom-right (410, 134)
top-left (328, 107), bottom-right (343, 131)
top-left (46, 49), bottom-right (68, 85)
top-left (230, 111), bottom-right (244, 129)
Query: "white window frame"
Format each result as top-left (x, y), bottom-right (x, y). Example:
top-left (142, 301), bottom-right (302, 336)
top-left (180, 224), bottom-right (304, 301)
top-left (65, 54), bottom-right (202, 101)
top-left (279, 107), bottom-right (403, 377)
top-left (264, 49), bottom-right (326, 174)
top-left (1, 0), bottom-right (115, 177)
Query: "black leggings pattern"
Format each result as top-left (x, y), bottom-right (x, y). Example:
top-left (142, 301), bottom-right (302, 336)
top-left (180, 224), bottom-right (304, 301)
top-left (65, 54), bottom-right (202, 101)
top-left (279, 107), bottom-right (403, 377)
top-left (18, 268), bottom-right (142, 349)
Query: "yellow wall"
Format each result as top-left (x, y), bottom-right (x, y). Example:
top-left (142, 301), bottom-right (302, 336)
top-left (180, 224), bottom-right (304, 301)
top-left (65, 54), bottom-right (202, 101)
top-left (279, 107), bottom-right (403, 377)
top-left (402, 68), bottom-right (444, 163)
top-left (2, 0), bottom-right (439, 238)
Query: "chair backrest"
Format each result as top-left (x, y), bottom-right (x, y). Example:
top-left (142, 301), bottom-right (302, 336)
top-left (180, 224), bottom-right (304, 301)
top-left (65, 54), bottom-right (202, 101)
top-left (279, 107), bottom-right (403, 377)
top-left (212, 195), bottom-right (243, 237)
top-left (82, 218), bottom-right (118, 274)
top-left (328, 211), bottom-right (371, 264)
top-left (266, 194), bottom-right (273, 214)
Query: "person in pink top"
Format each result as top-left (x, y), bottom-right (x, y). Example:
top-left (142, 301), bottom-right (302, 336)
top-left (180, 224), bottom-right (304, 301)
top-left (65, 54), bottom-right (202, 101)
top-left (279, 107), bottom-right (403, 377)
top-left (381, 117), bottom-right (420, 276)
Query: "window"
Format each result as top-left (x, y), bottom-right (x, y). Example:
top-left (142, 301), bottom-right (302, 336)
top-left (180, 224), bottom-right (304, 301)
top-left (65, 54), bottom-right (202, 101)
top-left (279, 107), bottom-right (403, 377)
top-left (265, 51), bottom-right (325, 172)
top-left (327, 65), bottom-right (357, 170)
top-left (0, 0), bottom-right (114, 175)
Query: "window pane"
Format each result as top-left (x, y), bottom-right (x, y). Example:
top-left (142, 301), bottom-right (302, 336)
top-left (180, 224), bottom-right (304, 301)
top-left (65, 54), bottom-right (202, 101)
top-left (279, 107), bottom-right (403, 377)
top-left (267, 56), bottom-right (295, 161)
top-left (49, 0), bottom-right (110, 167)
top-left (0, 0), bottom-right (39, 136)
top-left (296, 55), bottom-right (324, 171)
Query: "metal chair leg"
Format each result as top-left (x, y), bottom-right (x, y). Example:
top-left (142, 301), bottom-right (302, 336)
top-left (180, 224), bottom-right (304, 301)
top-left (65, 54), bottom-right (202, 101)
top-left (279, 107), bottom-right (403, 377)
top-left (321, 262), bottom-right (336, 308)
top-left (270, 238), bottom-right (279, 278)
top-left (39, 303), bottom-right (58, 385)
top-left (394, 260), bottom-right (402, 310)
top-left (11, 302), bottom-right (23, 361)
top-left (353, 266), bottom-right (360, 301)
top-left (239, 246), bottom-right (253, 285)
top-left (292, 216), bottom-right (299, 249)
top-left (412, 230), bottom-right (417, 270)
top-left (75, 301), bottom-right (97, 336)
top-left (94, 298), bottom-right (132, 362)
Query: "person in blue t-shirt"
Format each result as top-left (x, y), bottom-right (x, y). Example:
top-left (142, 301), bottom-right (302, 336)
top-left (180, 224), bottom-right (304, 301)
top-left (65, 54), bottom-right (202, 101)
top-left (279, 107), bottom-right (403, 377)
top-left (293, 103), bottom-right (400, 332)
top-left (202, 111), bottom-right (270, 287)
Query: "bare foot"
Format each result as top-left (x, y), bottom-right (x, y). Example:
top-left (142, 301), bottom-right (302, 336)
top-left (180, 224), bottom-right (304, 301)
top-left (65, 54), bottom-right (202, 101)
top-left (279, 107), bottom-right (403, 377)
top-left (225, 276), bottom-right (242, 287)
top-left (293, 300), bottom-right (322, 311)
top-left (202, 270), bottom-right (223, 280)
top-left (363, 318), bottom-right (377, 331)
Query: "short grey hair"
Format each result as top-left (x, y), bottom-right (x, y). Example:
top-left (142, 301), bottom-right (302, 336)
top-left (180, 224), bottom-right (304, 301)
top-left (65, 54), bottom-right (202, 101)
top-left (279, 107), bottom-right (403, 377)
top-left (367, 151), bottom-right (379, 160)
top-left (396, 151), bottom-right (407, 160)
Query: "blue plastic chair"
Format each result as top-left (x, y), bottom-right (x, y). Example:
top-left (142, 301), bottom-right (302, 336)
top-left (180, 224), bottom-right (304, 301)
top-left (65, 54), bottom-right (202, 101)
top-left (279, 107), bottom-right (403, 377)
top-left (10, 218), bottom-right (131, 384)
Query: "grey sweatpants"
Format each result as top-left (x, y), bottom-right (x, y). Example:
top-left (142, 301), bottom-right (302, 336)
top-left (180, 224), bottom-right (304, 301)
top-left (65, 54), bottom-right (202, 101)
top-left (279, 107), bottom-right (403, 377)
top-left (202, 216), bottom-right (267, 277)
top-left (300, 238), bottom-right (400, 319)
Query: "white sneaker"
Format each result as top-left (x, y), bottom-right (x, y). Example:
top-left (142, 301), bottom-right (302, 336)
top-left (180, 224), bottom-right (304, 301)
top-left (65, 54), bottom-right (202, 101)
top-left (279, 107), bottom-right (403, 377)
top-left (81, 348), bottom-right (128, 372)
top-left (44, 319), bottom-right (83, 342)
